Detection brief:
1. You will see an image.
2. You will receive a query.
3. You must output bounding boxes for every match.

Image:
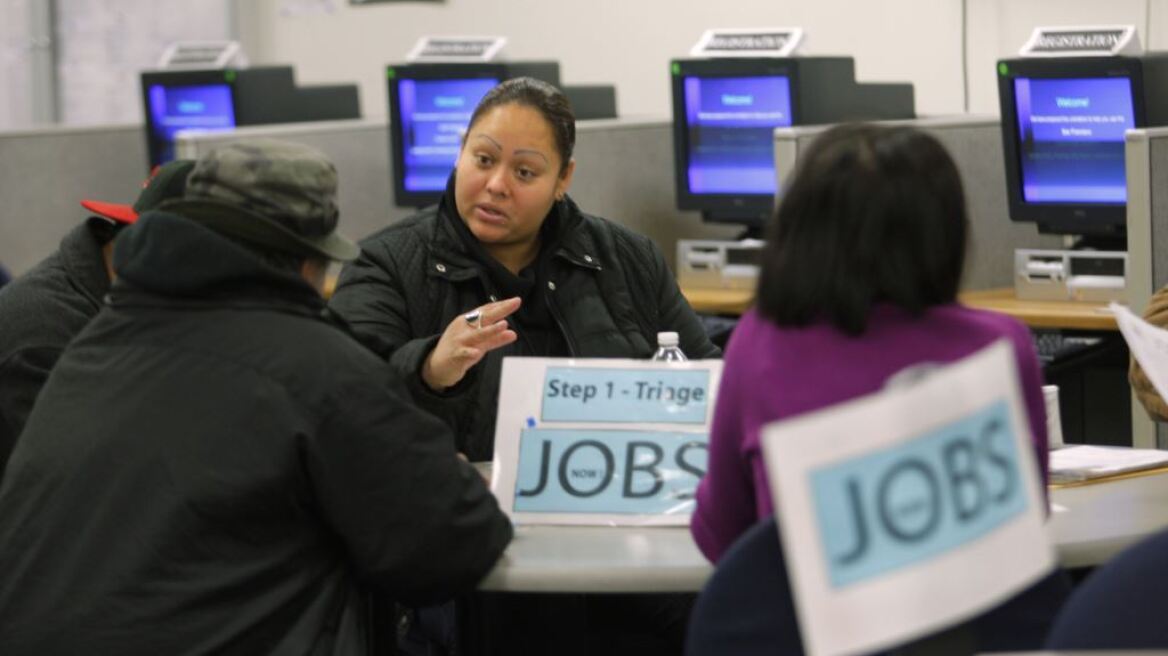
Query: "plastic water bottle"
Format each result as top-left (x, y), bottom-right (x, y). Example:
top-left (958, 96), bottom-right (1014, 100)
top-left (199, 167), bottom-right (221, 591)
top-left (651, 331), bottom-right (687, 362)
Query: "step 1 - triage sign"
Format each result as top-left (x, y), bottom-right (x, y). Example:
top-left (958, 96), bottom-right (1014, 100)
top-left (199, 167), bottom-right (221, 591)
top-left (762, 341), bottom-right (1053, 656)
top-left (491, 357), bottom-right (723, 526)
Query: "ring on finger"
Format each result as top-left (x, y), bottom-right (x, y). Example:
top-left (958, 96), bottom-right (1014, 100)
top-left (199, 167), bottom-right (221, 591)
top-left (464, 309), bottom-right (483, 329)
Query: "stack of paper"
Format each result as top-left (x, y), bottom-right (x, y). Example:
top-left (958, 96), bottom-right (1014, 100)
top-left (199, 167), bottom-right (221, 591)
top-left (1049, 444), bottom-right (1168, 484)
top-left (1113, 302), bottom-right (1168, 408)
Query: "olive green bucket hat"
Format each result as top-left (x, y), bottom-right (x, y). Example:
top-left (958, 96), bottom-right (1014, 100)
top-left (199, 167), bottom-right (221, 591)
top-left (162, 139), bottom-right (360, 262)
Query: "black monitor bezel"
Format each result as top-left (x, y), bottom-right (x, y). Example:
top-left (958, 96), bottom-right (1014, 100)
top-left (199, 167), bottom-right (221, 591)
top-left (386, 63), bottom-right (507, 208)
top-left (997, 56), bottom-right (1145, 238)
top-left (670, 58), bottom-right (801, 228)
top-left (140, 69), bottom-right (239, 172)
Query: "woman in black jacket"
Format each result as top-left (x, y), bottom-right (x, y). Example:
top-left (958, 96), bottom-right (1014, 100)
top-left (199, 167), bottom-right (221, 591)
top-left (330, 77), bottom-right (717, 461)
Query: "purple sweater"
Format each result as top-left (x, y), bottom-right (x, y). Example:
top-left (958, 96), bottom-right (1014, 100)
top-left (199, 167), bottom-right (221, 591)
top-left (690, 304), bottom-right (1049, 563)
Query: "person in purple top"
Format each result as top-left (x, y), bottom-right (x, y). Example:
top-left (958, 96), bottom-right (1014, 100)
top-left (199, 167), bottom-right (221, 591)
top-left (691, 123), bottom-right (1049, 564)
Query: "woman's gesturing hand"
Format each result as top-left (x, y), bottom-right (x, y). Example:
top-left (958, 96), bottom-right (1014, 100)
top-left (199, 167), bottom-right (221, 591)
top-left (421, 297), bottom-right (522, 391)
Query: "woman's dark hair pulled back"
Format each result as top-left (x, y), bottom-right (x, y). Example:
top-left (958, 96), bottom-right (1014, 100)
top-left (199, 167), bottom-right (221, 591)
top-left (466, 77), bottom-right (575, 174)
top-left (756, 123), bottom-right (969, 335)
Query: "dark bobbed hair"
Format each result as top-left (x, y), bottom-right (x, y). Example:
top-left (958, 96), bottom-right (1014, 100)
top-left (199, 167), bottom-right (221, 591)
top-left (465, 77), bottom-right (576, 175)
top-left (756, 123), bottom-right (968, 336)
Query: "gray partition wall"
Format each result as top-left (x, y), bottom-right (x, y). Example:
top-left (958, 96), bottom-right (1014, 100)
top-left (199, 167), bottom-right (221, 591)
top-left (773, 117), bottom-right (1063, 291)
top-left (1124, 127), bottom-right (1168, 448)
top-left (0, 115), bottom-right (1071, 284)
top-left (178, 116), bottom-right (739, 270)
top-left (0, 124), bottom-right (147, 276)
top-left (176, 119), bottom-right (410, 246)
top-left (570, 118), bottom-right (740, 262)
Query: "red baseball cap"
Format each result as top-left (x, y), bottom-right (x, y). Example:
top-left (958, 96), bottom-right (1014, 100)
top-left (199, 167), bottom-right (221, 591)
top-left (80, 159), bottom-right (196, 224)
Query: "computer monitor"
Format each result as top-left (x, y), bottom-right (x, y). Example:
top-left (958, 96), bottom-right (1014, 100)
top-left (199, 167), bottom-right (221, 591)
top-left (997, 57), bottom-right (1158, 244)
top-left (670, 59), bottom-right (797, 229)
top-left (387, 62), bottom-right (561, 208)
top-left (141, 70), bottom-right (238, 170)
top-left (388, 65), bottom-right (502, 207)
top-left (141, 66), bottom-right (361, 171)
top-left (670, 57), bottom-right (915, 233)
top-left (999, 56), bottom-right (1168, 245)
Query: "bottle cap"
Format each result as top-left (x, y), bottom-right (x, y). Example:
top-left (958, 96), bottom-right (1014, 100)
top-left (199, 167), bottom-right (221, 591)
top-left (657, 331), bottom-right (679, 347)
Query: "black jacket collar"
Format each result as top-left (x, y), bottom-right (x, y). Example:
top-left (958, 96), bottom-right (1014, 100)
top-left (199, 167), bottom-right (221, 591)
top-left (108, 210), bottom-right (325, 316)
top-left (426, 173), bottom-right (602, 279)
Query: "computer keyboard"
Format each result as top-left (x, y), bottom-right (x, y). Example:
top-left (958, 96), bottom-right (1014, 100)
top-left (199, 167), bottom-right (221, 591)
top-left (1032, 330), bottom-right (1104, 365)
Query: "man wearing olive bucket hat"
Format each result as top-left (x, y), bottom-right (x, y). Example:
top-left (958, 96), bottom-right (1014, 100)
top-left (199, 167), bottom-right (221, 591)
top-left (0, 140), bottom-right (511, 655)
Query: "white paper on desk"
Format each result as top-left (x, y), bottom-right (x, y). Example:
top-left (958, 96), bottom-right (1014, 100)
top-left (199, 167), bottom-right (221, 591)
top-left (491, 357), bottom-right (723, 526)
top-left (762, 341), bottom-right (1054, 656)
top-left (1049, 444), bottom-right (1168, 483)
top-left (1113, 301), bottom-right (1168, 406)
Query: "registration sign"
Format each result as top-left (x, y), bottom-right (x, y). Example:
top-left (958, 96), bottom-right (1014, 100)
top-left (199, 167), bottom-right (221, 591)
top-left (1019, 25), bottom-right (1140, 57)
top-left (493, 357), bottom-right (722, 526)
top-left (406, 35), bottom-right (507, 62)
top-left (690, 27), bottom-right (804, 58)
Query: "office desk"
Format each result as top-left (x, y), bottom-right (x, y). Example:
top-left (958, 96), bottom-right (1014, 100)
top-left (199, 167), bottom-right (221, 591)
top-left (959, 289), bottom-right (1117, 331)
top-left (478, 468), bottom-right (1168, 592)
top-left (680, 287), bottom-right (754, 316)
top-left (329, 279), bottom-right (1112, 330)
top-left (681, 285), bottom-right (1116, 331)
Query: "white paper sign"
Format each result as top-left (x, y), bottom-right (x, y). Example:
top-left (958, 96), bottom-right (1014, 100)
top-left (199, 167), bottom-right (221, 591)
top-left (406, 35), bottom-right (506, 62)
top-left (1113, 301), bottom-right (1168, 402)
top-left (761, 341), bottom-right (1053, 656)
top-left (1019, 25), bottom-right (1140, 57)
top-left (690, 27), bottom-right (804, 58)
top-left (491, 357), bottom-right (722, 526)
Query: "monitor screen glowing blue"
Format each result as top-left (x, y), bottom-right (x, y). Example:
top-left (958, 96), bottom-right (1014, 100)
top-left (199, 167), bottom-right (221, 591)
top-left (147, 83), bottom-right (236, 166)
top-left (1013, 77), bottom-right (1135, 204)
top-left (397, 78), bottom-right (499, 193)
top-left (683, 75), bottom-right (792, 195)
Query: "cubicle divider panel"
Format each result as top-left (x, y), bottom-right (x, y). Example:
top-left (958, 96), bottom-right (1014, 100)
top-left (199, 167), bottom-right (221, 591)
top-left (0, 115), bottom-right (1068, 291)
top-left (774, 118), bottom-right (1062, 292)
top-left (176, 119), bottom-right (407, 245)
top-left (0, 124), bottom-right (146, 276)
top-left (1125, 130), bottom-right (1154, 316)
top-left (180, 117), bottom-right (737, 273)
top-left (1126, 128), bottom-right (1168, 448)
top-left (570, 118), bottom-right (739, 271)
top-left (932, 120), bottom-right (1065, 290)
top-left (1148, 137), bottom-right (1168, 298)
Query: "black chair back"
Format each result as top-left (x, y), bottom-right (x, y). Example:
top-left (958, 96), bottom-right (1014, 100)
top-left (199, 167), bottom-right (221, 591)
top-left (686, 517), bottom-right (1070, 656)
top-left (1046, 527), bottom-right (1168, 650)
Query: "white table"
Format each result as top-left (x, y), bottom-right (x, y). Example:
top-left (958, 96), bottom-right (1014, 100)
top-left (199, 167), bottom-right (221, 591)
top-left (477, 467), bottom-right (1168, 593)
top-left (477, 524), bottom-right (711, 593)
top-left (985, 644), bottom-right (1158, 648)
top-left (1048, 466), bottom-right (1168, 568)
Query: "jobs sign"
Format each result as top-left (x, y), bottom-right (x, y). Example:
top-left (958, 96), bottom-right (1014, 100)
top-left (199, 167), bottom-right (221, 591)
top-left (762, 341), bottom-right (1054, 656)
top-left (810, 400), bottom-right (1024, 588)
top-left (492, 357), bottom-right (722, 526)
top-left (512, 429), bottom-right (707, 515)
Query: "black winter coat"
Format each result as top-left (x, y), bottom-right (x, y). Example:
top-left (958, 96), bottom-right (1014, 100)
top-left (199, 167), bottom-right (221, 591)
top-left (0, 220), bottom-right (111, 474)
top-left (0, 212), bottom-right (512, 656)
top-left (329, 196), bottom-right (719, 461)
